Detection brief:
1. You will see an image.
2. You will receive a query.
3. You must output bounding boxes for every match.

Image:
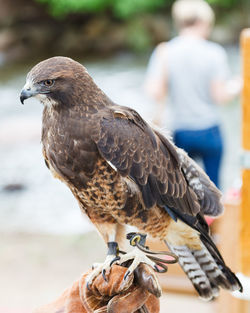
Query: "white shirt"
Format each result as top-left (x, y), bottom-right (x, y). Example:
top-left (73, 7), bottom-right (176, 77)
top-left (146, 36), bottom-right (230, 131)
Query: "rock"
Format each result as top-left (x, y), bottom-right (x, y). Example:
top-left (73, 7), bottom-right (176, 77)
top-left (2, 183), bottom-right (26, 192)
top-left (0, 0), bottom-right (48, 26)
top-left (143, 14), bottom-right (170, 44)
top-left (83, 16), bottom-right (111, 40)
top-left (0, 29), bottom-right (17, 51)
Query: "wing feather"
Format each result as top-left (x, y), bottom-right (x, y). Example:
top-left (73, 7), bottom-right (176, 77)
top-left (91, 106), bottom-right (201, 216)
top-left (177, 148), bottom-right (223, 216)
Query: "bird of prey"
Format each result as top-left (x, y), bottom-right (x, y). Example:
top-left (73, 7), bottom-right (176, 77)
top-left (20, 56), bottom-right (242, 300)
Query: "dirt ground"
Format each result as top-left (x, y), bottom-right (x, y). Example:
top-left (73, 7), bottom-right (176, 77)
top-left (0, 231), bottom-right (215, 313)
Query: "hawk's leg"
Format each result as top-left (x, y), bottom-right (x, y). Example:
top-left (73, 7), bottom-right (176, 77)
top-left (102, 241), bottom-right (121, 278)
top-left (86, 222), bottom-right (125, 286)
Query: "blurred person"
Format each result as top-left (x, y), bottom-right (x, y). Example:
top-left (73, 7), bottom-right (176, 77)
top-left (145, 0), bottom-right (241, 188)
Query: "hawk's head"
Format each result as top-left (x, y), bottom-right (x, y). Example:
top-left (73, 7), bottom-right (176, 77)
top-left (20, 56), bottom-right (93, 107)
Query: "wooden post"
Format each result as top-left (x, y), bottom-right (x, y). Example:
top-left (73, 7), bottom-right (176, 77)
top-left (241, 28), bottom-right (250, 276)
top-left (215, 29), bottom-right (250, 313)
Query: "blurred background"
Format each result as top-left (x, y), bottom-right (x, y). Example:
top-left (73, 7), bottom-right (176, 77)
top-left (0, 0), bottom-right (249, 312)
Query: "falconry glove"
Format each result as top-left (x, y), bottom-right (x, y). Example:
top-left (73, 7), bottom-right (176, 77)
top-left (33, 264), bottom-right (160, 313)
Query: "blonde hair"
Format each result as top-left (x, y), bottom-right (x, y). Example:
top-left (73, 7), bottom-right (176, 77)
top-left (172, 0), bottom-right (215, 29)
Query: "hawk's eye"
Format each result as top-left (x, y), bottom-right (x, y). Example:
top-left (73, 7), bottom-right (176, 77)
top-left (44, 79), bottom-right (54, 87)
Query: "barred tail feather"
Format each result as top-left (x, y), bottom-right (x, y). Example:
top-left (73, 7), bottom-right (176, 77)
top-left (166, 241), bottom-right (242, 301)
top-left (200, 237), bottom-right (242, 293)
top-left (167, 244), bottom-right (216, 300)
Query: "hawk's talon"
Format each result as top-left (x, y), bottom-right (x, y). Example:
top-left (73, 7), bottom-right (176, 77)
top-left (86, 281), bottom-right (91, 291)
top-left (87, 254), bottom-right (117, 286)
top-left (110, 256), bottom-right (120, 267)
top-left (124, 270), bottom-right (131, 281)
top-left (102, 269), bottom-right (108, 282)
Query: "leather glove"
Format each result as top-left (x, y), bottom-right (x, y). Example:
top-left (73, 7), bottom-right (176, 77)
top-left (33, 264), bottom-right (160, 313)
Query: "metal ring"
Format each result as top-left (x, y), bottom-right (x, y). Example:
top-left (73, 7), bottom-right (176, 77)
top-left (130, 234), bottom-right (141, 246)
top-left (126, 232), bottom-right (179, 274)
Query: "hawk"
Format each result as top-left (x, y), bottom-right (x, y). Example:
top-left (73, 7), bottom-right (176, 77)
top-left (20, 56), bottom-right (242, 300)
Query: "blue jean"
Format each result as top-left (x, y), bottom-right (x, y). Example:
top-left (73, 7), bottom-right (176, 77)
top-left (173, 126), bottom-right (223, 188)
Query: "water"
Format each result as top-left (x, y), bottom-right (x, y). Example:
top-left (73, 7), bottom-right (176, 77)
top-left (0, 48), bottom-right (241, 234)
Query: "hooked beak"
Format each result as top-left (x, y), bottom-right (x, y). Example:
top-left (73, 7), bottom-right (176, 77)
top-left (20, 89), bottom-right (34, 104)
top-left (20, 81), bottom-right (38, 104)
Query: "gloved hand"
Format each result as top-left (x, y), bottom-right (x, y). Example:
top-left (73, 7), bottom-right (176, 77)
top-left (33, 264), bottom-right (160, 313)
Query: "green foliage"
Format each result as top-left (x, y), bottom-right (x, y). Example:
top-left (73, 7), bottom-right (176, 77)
top-left (35, 0), bottom-right (247, 18)
top-left (113, 0), bottom-right (166, 19)
top-left (35, 0), bottom-right (168, 18)
top-left (36, 0), bottom-right (111, 16)
top-left (207, 0), bottom-right (240, 7)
